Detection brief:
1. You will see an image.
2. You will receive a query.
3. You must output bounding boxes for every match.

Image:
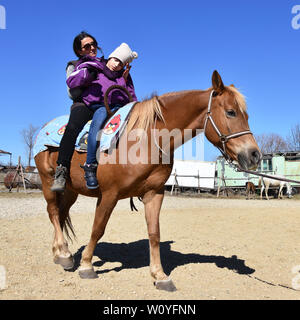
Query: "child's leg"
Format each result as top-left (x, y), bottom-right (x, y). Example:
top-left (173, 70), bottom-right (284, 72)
top-left (83, 104), bottom-right (121, 189)
top-left (86, 106), bottom-right (108, 165)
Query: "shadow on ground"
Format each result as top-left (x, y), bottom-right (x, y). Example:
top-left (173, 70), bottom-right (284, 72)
top-left (72, 240), bottom-right (255, 276)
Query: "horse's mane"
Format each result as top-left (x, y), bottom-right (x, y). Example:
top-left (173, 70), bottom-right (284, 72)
top-left (225, 86), bottom-right (247, 113)
top-left (126, 86), bottom-right (246, 133)
top-left (127, 96), bottom-right (165, 133)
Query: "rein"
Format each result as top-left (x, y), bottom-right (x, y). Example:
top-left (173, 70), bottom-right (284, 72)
top-left (153, 114), bottom-right (168, 156)
top-left (204, 90), bottom-right (253, 163)
top-left (104, 85), bottom-right (133, 117)
top-left (235, 167), bottom-right (300, 185)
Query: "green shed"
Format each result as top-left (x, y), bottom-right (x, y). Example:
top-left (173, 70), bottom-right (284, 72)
top-left (216, 151), bottom-right (300, 190)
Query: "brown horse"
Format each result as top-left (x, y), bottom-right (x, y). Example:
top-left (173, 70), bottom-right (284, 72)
top-left (245, 181), bottom-right (256, 199)
top-left (34, 71), bottom-right (261, 291)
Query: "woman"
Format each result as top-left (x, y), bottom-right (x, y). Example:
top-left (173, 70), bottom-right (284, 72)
top-left (51, 35), bottom-right (137, 191)
top-left (51, 31), bottom-right (101, 192)
top-left (66, 43), bottom-right (138, 189)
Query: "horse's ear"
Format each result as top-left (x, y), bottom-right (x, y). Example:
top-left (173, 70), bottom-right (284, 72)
top-left (212, 70), bottom-right (225, 93)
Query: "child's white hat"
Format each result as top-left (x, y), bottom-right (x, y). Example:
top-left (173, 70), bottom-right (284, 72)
top-left (108, 43), bottom-right (138, 65)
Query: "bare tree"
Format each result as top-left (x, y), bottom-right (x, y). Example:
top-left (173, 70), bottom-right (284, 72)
top-left (21, 124), bottom-right (39, 167)
top-left (286, 124), bottom-right (300, 151)
top-left (255, 133), bottom-right (288, 154)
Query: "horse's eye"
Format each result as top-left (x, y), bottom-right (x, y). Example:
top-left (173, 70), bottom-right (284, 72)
top-left (226, 110), bottom-right (236, 118)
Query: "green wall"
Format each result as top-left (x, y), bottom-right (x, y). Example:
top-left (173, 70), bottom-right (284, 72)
top-left (216, 154), bottom-right (300, 188)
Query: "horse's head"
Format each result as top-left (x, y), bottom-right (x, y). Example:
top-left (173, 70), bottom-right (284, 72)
top-left (204, 70), bottom-right (261, 170)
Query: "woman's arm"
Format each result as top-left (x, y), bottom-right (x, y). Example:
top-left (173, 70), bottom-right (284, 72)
top-left (66, 66), bottom-right (96, 89)
top-left (66, 64), bottom-right (83, 100)
top-left (66, 56), bottom-right (103, 88)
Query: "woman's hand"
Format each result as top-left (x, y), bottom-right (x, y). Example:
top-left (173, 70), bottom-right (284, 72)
top-left (122, 63), bottom-right (131, 82)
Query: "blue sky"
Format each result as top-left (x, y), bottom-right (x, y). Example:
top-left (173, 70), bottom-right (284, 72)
top-left (0, 0), bottom-right (299, 165)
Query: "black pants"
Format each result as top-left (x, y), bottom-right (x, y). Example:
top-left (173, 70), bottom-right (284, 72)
top-left (57, 102), bottom-right (94, 168)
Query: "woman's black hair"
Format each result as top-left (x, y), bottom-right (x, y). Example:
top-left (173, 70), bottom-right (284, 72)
top-left (73, 31), bottom-right (102, 58)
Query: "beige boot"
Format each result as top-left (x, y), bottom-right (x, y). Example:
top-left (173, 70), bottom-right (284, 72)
top-left (50, 165), bottom-right (68, 192)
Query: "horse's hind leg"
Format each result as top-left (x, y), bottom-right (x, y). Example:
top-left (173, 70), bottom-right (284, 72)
top-left (52, 189), bottom-right (78, 269)
top-left (265, 187), bottom-right (270, 200)
top-left (143, 189), bottom-right (176, 292)
top-left (36, 152), bottom-right (77, 270)
top-left (79, 192), bottom-right (118, 279)
top-left (45, 188), bottom-right (78, 270)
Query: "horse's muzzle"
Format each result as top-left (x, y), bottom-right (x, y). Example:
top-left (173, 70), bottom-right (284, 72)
top-left (237, 148), bottom-right (262, 170)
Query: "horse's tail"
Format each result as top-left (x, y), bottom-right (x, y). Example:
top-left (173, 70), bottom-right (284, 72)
top-left (63, 214), bottom-right (76, 242)
top-left (57, 193), bottom-right (77, 242)
top-left (258, 177), bottom-right (261, 188)
top-left (35, 150), bottom-right (77, 241)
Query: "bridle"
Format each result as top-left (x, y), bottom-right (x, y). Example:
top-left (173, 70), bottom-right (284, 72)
top-left (203, 90), bottom-right (253, 162)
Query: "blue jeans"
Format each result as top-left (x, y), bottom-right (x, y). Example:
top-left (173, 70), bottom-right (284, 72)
top-left (86, 104), bottom-right (120, 164)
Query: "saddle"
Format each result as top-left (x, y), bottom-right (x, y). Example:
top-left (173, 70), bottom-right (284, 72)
top-left (32, 102), bottom-right (136, 158)
top-left (33, 85), bottom-right (136, 158)
top-left (77, 101), bottom-right (136, 152)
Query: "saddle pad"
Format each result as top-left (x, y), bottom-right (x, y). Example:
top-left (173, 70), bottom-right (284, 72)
top-left (99, 102), bottom-right (136, 152)
top-left (33, 102), bottom-right (136, 158)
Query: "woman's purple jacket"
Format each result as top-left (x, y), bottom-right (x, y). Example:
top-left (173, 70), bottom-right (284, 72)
top-left (66, 56), bottom-right (137, 107)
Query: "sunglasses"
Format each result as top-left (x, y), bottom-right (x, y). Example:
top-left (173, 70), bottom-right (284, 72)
top-left (82, 41), bottom-right (97, 51)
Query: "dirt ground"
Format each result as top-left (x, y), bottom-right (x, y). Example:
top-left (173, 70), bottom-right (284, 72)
top-left (1, 191), bottom-right (300, 300)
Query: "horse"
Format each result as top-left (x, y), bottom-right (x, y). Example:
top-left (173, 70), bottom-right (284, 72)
top-left (34, 70), bottom-right (261, 291)
top-left (245, 181), bottom-right (256, 199)
top-left (258, 176), bottom-right (292, 200)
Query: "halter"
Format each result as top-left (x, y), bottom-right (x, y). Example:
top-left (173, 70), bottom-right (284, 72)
top-left (203, 90), bottom-right (253, 162)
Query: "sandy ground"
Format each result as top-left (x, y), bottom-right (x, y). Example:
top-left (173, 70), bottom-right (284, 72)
top-left (1, 191), bottom-right (300, 300)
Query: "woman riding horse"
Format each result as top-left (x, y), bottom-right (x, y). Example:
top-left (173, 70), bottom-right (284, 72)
top-left (51, 33), bottom-right (137, 191)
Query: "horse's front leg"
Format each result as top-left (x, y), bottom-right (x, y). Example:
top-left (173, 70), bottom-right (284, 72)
top-left (265, 186), bottom-right (270, 200)
top-left (278, 186), bottom-right (283, 199)
top-left (143, 189), bottom-right (176, 292)
top-left (260, 185), bottom-right (264, 200)
top-left (79, 192), bottom-right (118, 279)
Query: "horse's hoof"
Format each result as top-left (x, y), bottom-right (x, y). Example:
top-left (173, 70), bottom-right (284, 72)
top-left (79, 268), bottom-right (98, 279)
top-left (154, 278), bottom-right (177, 292)
top-left (54, 256), bottom-right (74, 270)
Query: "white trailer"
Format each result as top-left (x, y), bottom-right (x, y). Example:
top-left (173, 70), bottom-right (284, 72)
top-left (165, 160), bottom-right (216, 191)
